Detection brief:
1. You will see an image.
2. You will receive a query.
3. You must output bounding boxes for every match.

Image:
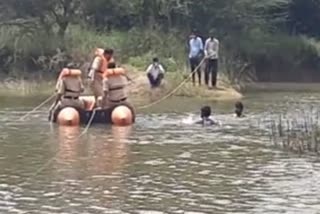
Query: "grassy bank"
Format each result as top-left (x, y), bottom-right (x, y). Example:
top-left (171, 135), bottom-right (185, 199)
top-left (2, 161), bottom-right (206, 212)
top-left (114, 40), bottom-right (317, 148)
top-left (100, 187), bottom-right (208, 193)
top-left (127, 68), bottom-right (242, 102)
top-left (0, 66), bottom-right (242, 103)
top-left (5, 24), bottom-right (320, 99)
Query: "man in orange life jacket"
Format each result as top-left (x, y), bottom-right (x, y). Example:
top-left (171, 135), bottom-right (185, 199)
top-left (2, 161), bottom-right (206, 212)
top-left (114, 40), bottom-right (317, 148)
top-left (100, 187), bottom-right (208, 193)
top-left (102, 62), bottom-right (135, 120)
top-left (49, 63), bottom-right (85, 122)
top-left (88, 48), bottom-right (115, 107)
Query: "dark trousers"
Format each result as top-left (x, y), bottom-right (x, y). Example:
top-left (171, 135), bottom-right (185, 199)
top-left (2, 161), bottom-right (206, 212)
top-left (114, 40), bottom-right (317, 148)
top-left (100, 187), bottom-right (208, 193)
top-left (147, 73), bottom-right (164, 88)
top-left (205, 59), bottom-right (218, 87)
top-left (189, 57), bottom-right (202, 85)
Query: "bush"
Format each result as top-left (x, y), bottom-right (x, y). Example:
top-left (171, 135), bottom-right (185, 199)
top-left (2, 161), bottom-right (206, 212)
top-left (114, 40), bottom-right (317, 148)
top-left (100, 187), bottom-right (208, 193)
top-left (0, 25), bottom-right (187, 76)
top-left (222, 29), bottom-right (320, 82)
top-left (1, 23), bottom-right (320, 83)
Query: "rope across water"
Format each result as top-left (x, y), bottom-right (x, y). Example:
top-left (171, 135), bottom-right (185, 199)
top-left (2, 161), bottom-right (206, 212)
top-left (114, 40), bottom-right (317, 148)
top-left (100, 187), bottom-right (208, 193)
top-left (137, 58), bottom-right (206, 110)
top-left (15, 58), bottom-right (207, 186)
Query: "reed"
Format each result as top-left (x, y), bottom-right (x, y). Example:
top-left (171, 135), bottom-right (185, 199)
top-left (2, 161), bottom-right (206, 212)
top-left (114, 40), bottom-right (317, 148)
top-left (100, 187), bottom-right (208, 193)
top-left (269, 109), bottom-right (320, 155)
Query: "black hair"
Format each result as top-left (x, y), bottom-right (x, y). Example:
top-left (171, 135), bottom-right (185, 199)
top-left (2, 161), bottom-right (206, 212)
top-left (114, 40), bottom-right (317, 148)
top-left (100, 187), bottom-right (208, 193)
top-left (108, 62), bottom-right (116, 69)
top-left (104, 48), bottom-right (114, 55)
top-left (153, 57), bottom-right (159, 63)
top-left (235, 101), bottom-right (244, 117)
top-left (201, 106), bottom-right (211, 118)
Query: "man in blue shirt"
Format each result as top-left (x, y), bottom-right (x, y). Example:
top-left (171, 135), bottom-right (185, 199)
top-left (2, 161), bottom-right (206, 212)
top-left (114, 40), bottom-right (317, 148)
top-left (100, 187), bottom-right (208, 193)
top-left (188, 31), bottom-right (204, 86)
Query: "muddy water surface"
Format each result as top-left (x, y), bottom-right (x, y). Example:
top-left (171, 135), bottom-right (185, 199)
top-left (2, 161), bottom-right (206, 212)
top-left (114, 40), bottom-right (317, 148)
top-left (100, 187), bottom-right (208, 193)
top-left (0, 88), bottom-right (320, 213)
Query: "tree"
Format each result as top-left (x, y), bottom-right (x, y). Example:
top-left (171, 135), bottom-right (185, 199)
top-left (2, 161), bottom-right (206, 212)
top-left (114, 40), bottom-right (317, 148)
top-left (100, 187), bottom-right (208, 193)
top-left (288, 0), bottom-right (320, 37)
top-left (0, 0), bottom-right (82, 37)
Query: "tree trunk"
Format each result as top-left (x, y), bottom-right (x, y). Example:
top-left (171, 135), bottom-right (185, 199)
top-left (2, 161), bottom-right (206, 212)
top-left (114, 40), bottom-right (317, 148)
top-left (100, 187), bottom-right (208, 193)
top-left (58, 22), bottom-right (69, 37)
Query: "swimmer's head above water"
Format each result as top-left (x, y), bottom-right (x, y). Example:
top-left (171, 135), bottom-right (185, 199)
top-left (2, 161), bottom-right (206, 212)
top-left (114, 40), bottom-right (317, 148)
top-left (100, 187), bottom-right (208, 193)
top-left (201, 106), bottom-right (211, 119)
top-left (196, 106), bottom-right (216, 126)
top-left (235, 101), bottom-right (244, 117)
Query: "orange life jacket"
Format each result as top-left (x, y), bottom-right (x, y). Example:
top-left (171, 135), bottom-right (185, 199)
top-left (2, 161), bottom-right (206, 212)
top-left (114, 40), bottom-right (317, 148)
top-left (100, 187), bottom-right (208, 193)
top-left (95, 48), bottom-right (115, 63)
top-left (58, 68), bottom-right (82, 80)
top-left (56, 69), bottom-right (83, 96)
top-left (103, 68), bottom-right (126, 78)
top-left (102, 68), bottom-right (127, 102)
top-left (89, 48), bottom-right (115, 75)
top-left (96, 54), bottom-right (108, 74)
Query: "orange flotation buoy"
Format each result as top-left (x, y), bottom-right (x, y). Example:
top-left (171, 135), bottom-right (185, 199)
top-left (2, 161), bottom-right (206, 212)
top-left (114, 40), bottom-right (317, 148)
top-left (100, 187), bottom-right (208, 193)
top-left (111, 105), bottom-right (133, 126)
top-left (103, 68), bottom-right (126, 78)
top-left (57, 107), bottom-right (80, 126)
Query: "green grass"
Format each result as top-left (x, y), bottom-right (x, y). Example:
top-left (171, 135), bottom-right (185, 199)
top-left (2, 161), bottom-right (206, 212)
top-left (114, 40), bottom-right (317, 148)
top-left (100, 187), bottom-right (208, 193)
top-left (1, 24), bottom-right (320, 84)
top-left (0, 24), bottom-right (187, 75)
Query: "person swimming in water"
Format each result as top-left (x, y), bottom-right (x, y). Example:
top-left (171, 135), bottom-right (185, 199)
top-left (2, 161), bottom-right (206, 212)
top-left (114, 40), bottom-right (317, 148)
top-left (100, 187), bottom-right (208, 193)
top-left (235, 101), bottom-right (244, 117)
top-left (195, 106), bottom-right (216, 126)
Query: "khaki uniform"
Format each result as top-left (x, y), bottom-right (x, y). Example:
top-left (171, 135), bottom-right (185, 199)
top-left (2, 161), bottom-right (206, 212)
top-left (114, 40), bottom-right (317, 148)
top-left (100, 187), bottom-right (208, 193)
top-left (56, 76), bottom-right (85, 109)
top-left (102, 74), bottom-right (135, 122)
top-left (88, 56), bottom-right (104, 98)
top-left (102, 75), bottom-right (127, 107)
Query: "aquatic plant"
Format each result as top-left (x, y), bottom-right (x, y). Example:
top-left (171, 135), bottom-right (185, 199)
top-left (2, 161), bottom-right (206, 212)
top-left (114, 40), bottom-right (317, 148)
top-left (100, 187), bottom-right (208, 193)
top-left (269, 109), bottom-right (320, 155)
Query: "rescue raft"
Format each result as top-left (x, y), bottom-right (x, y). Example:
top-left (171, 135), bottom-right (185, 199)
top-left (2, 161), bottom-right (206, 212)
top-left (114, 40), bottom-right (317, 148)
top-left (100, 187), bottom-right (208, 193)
top-left (52, 96), bottom-right (135, 126)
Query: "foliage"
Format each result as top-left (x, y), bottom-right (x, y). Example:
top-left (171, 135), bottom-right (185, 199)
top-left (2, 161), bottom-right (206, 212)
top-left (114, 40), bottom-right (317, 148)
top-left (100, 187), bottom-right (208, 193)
top-left (0, 0), bottom-right (319, 82)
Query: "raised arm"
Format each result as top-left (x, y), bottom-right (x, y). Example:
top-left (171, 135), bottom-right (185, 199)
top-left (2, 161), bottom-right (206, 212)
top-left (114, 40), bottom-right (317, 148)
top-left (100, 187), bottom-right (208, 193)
top-left (88, 57), bottom-right (101, 80)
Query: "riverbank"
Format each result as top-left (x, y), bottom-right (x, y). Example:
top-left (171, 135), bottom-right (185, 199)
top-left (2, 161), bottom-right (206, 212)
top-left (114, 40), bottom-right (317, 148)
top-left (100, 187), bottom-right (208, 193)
top-left (126, 67), bottom-right (242, 103)
top-left (244, 82), bottom-right (320, 93)
top-left (0, 68), bottom-right (242, 103)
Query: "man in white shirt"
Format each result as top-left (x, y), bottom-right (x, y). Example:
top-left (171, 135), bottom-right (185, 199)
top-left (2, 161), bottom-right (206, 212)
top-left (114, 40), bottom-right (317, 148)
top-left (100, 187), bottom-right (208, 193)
top-left (204, 35), bottom-right (219, 88)
top-left (146, 57), bottom-right (165, 88)
top-left (188, 31), bottom-right (204, 86)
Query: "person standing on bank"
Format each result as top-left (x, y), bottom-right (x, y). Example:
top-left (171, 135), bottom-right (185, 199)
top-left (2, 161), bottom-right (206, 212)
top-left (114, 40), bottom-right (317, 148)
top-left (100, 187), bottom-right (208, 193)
top-left (188, 31), bottom-right (204, 86)
top-left (204, 34), bottom-right (219, 89)
top-left (146, 57), bottom-right (165, 88)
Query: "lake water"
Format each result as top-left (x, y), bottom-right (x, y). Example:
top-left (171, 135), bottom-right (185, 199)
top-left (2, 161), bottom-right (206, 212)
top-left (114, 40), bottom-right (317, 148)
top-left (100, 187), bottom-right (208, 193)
top-left (0, 87), bottom-right (320, 213)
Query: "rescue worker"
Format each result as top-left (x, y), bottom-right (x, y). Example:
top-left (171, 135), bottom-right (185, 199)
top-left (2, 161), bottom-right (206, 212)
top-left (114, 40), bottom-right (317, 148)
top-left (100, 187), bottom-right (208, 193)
top-left (102, 62), bottom-right (135, 120)
top-left (49, 64), bottom-right (85, 122)
top-left (195, 106), bottom-right (217, 126)
top-left (88, 48), bottom-right (115, 107)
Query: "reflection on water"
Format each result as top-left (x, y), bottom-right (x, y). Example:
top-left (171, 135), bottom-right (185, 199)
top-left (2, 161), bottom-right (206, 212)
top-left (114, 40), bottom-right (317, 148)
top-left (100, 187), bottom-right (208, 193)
top-left (0, 90), bottom-right (320, 213)
top-left (57, 126), bottom-right (80, 166)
